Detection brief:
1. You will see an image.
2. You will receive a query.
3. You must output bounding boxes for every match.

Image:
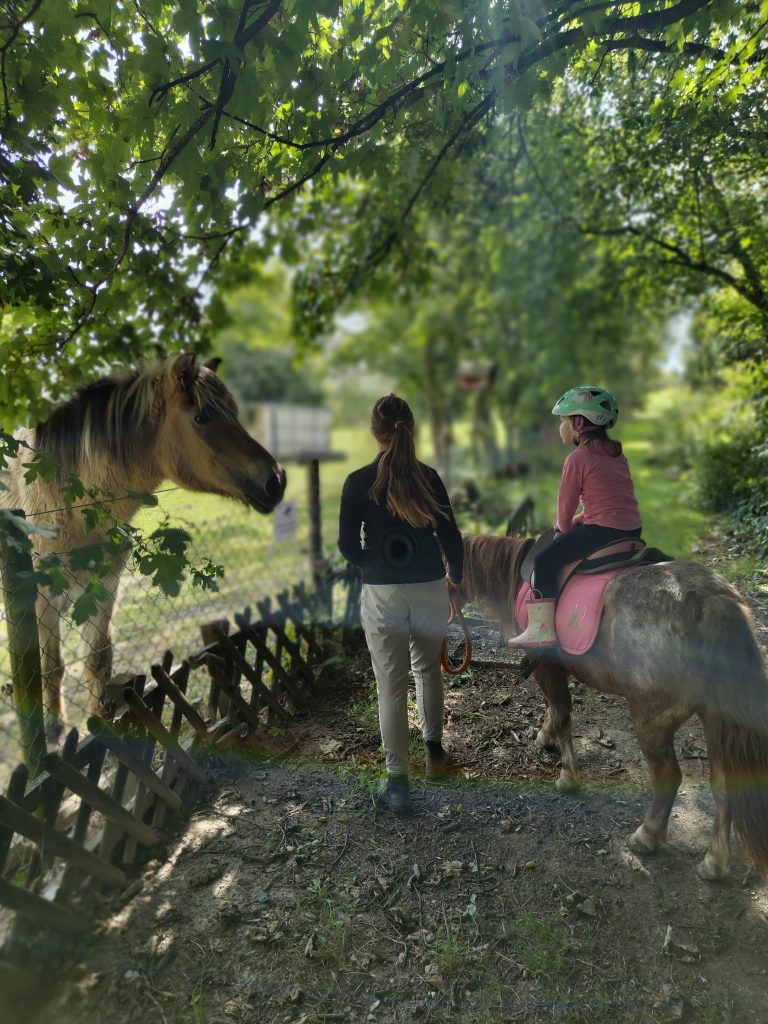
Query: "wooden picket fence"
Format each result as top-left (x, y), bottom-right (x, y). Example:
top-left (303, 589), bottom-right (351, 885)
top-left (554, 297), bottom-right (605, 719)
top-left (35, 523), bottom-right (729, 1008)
top-left (0, 567), bottom-right (363, 1000)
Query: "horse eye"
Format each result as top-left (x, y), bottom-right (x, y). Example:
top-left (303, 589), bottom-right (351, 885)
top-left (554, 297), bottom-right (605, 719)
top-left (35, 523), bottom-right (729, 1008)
top-left (193, 410), bottom-right (210, 425)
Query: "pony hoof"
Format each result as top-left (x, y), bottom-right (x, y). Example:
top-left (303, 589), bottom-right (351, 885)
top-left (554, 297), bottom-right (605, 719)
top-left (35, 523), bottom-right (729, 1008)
top-left (627, 827), bottom-right (661, 855)
top-left (555, 773), bottom-right (580, 793)
top-left (697, 853), bottom-right (729, 883)
top-left (535, 730), bottom-right (558, 751)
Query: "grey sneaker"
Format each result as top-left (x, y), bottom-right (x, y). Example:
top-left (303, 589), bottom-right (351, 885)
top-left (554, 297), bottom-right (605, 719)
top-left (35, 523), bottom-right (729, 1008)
top-left (425, 743), bottom-right (457, 781)
top-left (376, 776), bottom-right (414, 816)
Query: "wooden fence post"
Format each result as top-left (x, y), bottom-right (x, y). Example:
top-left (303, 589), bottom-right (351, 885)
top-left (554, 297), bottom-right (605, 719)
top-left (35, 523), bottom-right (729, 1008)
top-left (0, 509), bottom-right (46, 777)
top-left (201, 619), bottom-right (231, 720)
top-left (308, 457), bottom-right (324, 591)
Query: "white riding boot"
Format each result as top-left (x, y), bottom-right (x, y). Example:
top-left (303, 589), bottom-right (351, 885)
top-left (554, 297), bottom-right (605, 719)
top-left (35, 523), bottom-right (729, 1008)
top-left (507, 598), bottom-right (557, 648)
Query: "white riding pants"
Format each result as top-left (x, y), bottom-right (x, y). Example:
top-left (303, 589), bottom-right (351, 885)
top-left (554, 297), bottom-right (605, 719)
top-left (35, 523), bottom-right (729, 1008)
top-left (360, 579), bottom-right (449, 777)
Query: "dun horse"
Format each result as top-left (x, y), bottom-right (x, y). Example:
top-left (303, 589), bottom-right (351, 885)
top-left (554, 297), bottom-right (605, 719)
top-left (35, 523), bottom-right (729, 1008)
top-left (5, 353), bottom-right (286, 733)
top-left (461, 533), bottom-right (768, 881)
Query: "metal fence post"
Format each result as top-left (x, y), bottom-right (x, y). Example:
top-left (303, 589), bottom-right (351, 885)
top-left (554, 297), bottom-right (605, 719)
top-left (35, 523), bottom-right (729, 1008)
top-left (0, 509), bottom-right (46, 777)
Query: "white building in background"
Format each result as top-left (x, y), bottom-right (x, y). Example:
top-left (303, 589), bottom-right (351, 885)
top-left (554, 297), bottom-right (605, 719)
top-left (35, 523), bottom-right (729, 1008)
top-left (247, 403), bottom-right (333, 460)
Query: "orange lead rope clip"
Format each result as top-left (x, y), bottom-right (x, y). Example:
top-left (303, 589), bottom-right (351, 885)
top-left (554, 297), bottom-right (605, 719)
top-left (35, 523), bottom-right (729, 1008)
top-left (441, 592), bottom-right (473, 675)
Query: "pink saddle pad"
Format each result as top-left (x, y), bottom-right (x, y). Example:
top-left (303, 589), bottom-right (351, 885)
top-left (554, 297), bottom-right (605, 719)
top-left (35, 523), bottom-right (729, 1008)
top-left (515, 571), bottom-right (622, 656)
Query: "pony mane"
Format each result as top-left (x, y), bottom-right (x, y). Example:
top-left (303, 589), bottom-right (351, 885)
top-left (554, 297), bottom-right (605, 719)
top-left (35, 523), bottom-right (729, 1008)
top-left (462, 533), bottom-right (534, 627)
top-left (34, 362), bottom-right (238, 481)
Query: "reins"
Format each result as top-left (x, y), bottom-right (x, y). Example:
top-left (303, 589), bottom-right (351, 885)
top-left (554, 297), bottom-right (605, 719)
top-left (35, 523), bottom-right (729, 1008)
top-left (440, 592), bottom-right (473, 675)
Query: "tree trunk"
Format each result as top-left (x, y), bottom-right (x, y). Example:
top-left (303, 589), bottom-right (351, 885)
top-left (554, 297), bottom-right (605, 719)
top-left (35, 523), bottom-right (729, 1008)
top-left (424, 338), bottom-right (451, 483)
top-left (0, 511), bottom-right (46, 777)
top-left (472, 389), bottom-right (499, 474)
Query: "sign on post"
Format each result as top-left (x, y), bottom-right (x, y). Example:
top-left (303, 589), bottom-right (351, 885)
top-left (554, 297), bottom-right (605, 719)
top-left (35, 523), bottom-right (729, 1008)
top-left (273, 500), bottom-right (297, 542)
top-left (248, 403), bottom-right (344, 584)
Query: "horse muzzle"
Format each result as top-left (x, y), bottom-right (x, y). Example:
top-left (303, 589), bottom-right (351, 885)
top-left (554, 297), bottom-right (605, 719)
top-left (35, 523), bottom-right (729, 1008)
top-left (244, 465), bottom-right (286, 513)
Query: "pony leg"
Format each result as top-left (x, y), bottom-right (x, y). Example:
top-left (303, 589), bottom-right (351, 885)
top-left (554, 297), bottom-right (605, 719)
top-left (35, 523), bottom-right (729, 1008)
top-left (37, 593), bottom-right (66, 741)
top-left (533, 662), bottom-right (580, 792)
top-left (81, 578), bottom-right (118, 717)
top-left (626, 701), bottom-right (687, 855)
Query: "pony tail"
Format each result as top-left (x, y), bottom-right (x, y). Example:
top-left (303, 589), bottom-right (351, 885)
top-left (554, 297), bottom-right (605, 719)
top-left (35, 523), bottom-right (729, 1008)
top-left (698, 593), bottom-right (768, 872)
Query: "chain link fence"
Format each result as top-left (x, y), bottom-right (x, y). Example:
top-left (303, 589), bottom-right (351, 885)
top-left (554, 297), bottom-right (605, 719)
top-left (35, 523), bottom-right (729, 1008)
top-left (0, 488), bottom-right (319, 787)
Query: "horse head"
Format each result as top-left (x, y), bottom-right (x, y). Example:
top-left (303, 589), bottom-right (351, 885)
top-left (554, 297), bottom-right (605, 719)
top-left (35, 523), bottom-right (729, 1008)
top-left (156, 353), bottom-right (286, 513)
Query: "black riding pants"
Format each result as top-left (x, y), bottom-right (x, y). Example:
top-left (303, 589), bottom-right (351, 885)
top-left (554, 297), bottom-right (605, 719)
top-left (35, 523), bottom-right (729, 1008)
top-left (533, 525), bottom-right (642, 598)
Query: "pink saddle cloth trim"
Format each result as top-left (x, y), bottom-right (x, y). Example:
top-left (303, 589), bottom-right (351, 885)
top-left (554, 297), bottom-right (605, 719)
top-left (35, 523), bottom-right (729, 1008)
top-left (515, 571), bottom-right (623, 656)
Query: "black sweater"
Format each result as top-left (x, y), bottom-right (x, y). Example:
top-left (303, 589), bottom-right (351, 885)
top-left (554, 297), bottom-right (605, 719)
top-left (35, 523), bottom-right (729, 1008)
top-left (338, 458), bottom-right (463, 585)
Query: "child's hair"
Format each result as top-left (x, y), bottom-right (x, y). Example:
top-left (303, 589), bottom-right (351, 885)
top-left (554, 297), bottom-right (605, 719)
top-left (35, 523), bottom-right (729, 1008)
top-left (368, 394), bottom-right (448, 529)
top-left (576, 421), bottom-right (622, 457)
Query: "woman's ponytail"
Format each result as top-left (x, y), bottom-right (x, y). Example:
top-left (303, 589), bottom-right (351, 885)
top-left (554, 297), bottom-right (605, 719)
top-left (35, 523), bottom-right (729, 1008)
top-left (368, 395), bottom-right (447, 529)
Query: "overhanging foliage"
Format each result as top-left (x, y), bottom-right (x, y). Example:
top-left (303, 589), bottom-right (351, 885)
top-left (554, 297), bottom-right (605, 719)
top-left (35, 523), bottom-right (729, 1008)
top-left (1, 0), bottom-right (761, 422)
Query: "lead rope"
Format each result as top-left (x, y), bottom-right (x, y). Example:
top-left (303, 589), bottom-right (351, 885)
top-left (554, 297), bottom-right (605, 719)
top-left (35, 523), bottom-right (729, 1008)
top-left (440, 592), bottom-right (473, 675)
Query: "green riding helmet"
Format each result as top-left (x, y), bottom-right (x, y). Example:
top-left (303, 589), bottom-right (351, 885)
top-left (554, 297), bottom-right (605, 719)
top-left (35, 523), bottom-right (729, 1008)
top-left (551, 385), bottom-right (619, 427)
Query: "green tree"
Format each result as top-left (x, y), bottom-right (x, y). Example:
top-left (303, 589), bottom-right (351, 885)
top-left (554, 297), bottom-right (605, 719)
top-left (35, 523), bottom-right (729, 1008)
top-left (320, 100), bottom-right (666, 470)
top-left (1, 0), bottom-right (754, 423)
top-left (220, 342), bottom-right (324, 404)
top-left (209, 263), bottom-right (325, 404)
top-left (517, 64), bottom-right (768, 356)
top-left (504, 42), bottom-right (768, 543)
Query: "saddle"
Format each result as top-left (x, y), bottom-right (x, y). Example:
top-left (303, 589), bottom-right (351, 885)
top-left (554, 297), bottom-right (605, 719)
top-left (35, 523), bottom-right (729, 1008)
top-left (516, 529), bottom-right (672, 656)
top-left (521, 527), bottom-right (648, 593)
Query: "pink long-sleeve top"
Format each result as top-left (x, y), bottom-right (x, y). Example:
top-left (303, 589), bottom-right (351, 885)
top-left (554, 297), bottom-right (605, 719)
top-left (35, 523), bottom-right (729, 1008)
top-left (556, 444), bottom-right (642, 533)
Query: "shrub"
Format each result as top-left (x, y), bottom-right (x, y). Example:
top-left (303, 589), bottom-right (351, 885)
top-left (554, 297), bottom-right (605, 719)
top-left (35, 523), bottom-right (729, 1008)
top-left (697, 430), bottom-right (768, 553)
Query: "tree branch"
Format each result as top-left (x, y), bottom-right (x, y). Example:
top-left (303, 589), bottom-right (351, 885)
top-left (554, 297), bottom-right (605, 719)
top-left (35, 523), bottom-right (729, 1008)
top-left (149, 0), bottom-right (282, 110)
top-left (234, 0), bottom-right (282, 49)
top-left (517, 117), bottom-right (767, 315)
top-left (703, 171), bottom-right (768, 311)
top-left (356, 92), bottom-right (497, 279)
top-left (150, 59), bottom-right (222, 108)
top-left (585, 222), bottom-right (767, 311)
top-left (133, 0), bottom-right (160, 37)
top-left (208, 0), bottom-right (268, 149)
top-left (503, 0), bottom-right (713, 80)
top-left (599, 34), bottom-right (726, 61)
top-left (58, 0), bottom-right (286, 350)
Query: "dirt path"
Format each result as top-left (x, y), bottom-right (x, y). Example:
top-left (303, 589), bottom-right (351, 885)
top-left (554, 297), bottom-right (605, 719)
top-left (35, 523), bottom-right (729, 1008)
top-left (32, 545), bottom-right (768, 1024)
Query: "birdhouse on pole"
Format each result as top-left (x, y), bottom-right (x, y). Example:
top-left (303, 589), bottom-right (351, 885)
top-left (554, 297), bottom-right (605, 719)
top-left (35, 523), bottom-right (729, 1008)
top-left (455, 360), bottom-right (498, 391)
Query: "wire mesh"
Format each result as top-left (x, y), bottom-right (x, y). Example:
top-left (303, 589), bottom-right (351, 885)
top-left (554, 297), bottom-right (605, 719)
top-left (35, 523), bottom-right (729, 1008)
top-left (112, 489), bottom-right (313, 667)
top-left (0, 489), bottom-right (316, 787)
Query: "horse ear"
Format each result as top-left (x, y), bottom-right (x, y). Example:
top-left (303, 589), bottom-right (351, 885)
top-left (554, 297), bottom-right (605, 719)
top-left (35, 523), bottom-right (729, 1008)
top-left (203, 357), bottom-right (222, 374)
top-left (171, 352), bottom-right (198, 392)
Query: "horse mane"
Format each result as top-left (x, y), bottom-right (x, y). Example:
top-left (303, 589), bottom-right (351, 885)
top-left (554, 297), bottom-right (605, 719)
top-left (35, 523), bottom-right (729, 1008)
top-left (462, 532), bottom-right (534, 627)
top-left (34, 362), bottom-right (238, 482)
